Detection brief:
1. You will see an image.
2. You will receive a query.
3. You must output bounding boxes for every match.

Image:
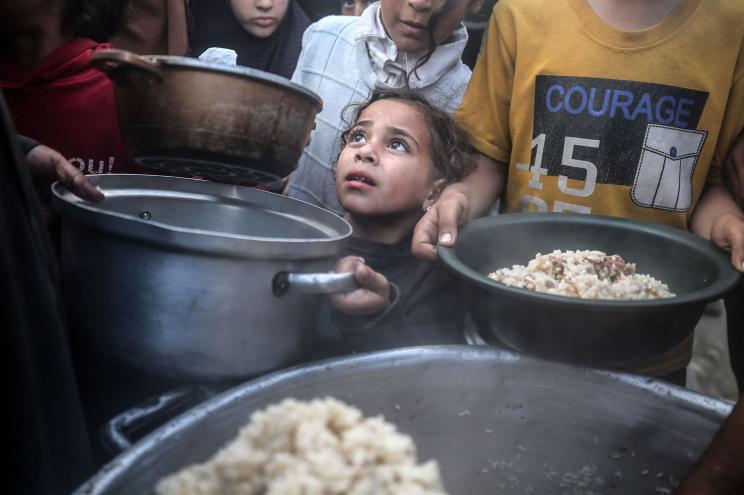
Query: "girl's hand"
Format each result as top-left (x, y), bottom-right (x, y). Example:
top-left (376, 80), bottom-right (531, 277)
top-left (25, 144), bottom-right (104, 203)
top-left (711, 213), bottom-right (744, 272)
top-left (329, 256), bottom-right (390, 316)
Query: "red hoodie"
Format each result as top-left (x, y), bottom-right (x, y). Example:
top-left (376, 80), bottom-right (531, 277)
top-left (0, 38), bottom-right (148, 174)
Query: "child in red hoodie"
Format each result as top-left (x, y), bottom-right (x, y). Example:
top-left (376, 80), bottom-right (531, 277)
top-left (0, 0), bottom-right (147, 176)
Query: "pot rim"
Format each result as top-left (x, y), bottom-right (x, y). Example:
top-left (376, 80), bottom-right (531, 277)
top-left (438, 213), bottom-right (742, 308)
top-left (72, 345), bottom-right (733, 495)
top-left (51, 174), bottom-right (352, 259)
top-left (141, 55), bottom-right (323, 111)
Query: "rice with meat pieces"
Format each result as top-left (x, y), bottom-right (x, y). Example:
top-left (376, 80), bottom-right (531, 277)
top-left (488, 250), bottom-right (674, 300)
top-left (156, 397), bottom-right (448, 495)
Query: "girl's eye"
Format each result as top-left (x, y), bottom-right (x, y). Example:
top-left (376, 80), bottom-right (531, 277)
top-left (389, 140), bottom-right (409, 152)
top-left (342, 0), bottom-right (354, 8)
top-left (350, 130), bottom-right (366, 143)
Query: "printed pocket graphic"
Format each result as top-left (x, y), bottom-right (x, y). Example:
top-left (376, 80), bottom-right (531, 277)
top-left (631, 124), bottom-right (707, 211)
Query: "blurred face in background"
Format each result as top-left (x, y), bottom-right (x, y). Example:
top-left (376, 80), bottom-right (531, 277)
top-left (381, 0), bottom-right (480, 53)
top-left (0, 0), bottom-right (62, 33)
top-left (340, 0), bottom-right (371, 16)
top-left (230, 0), bottom-right (290, 37)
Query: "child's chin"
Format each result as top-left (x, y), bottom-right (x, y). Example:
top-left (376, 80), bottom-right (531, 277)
top-left (342, 203), bottom-right (377, 218)
top-left (342, 204), bottom-right (368, 216)
top-left (338, 195), bottom-right (368, 213)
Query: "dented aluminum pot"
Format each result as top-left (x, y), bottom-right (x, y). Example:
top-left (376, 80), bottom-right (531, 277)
top-left (89, 49), bottom-right (322, 183)
top-left (74, 346), bottom-right (732, 494)
top-left (52, 174), bottom-right (353, 381)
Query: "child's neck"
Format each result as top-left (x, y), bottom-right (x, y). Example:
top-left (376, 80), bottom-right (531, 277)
top-left (586, 0), bottom-right (683, 30)
top-left (345, 213), bottom-right (419, 245)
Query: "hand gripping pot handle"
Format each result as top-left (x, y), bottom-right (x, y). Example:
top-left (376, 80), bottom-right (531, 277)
top-left (89, 49), bottom-right (165, 82)
top-left (273, 271), bottom-right (360, 297)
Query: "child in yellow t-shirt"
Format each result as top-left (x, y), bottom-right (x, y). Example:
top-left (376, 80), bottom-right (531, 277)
top-left (412, 0), bottom-right (744, 378)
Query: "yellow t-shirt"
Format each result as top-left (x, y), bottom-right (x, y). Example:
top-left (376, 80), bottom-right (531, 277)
top-left (457, 0), bottom-right (744, 229)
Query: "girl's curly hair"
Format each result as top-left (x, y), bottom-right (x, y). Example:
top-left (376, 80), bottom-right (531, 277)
top-left (338, 88), bottom-right (476, 186)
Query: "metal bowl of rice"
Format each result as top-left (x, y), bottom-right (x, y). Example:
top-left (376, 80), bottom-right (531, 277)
top-left (438, 213), bottom-right (741, 368)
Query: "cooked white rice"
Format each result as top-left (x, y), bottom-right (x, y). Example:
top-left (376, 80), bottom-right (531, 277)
top-left (488, 250), bottom-right (674, 300)
top-left (155, 397), bottom-right (447, 495)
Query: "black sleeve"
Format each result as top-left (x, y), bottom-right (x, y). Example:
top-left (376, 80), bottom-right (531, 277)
top-left (3, 98), bottom-right (94, 494)
top-left (313, 284), bottom-right (404, 358)
top-left (17, 134), bottom-right (40, 156)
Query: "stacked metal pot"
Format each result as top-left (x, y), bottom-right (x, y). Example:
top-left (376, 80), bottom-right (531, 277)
top-left (55, 51), bottom-right (351, 381)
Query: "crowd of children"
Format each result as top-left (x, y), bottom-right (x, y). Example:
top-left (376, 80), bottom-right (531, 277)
top-left (1, 0), bottom-right (742, 383)
top-left (3, 1), bottom-right (744, 492)
top-left (2, 0), bottom-right (742, 388)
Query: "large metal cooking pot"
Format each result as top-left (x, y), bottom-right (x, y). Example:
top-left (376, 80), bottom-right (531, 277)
top-left (52, 174), bottom-right (356, 381)
top-left (439, 213), bottom-right (741, 368)
top-left (89, 49), bottom-right (322, 183)
top-left (75, 346), bottom-right (732, 494)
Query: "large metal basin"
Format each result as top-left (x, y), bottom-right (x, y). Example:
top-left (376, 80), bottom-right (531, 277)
top-left (75, 346), bottom-right (731, 494)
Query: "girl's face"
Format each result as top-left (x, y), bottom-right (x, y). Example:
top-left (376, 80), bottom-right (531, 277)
top-left (341, 0), bottom-right (371, 16)
top-left (230, 0), bottom-right (289, 38)
top-left (336, 99), bottom-right (438, 221)
top-left (380, 0), bottom-right (475, 53)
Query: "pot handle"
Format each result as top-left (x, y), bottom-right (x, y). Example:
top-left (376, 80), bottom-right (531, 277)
top-left (273, 271), bottom-right (360, 297)
top-left (100, 386), bottom-right (212, 454)
top-left (89, 49), bottom-right (164, 82)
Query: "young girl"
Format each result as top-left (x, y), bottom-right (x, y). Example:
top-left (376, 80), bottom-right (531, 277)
top-left (189, 0), bottom-right (309, 79)
top-left (412, 0), bottom-right (744, 381)
top-left (314, 89), bottom-right (475, 356)
top-left (288, 0), bottom-right (483, 215)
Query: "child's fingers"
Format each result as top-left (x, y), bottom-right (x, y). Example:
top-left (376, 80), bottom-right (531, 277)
top-left (329, 287), bottom-right (387, 316)
top-left (732, 247), bottom-right (744, 273)
top-left (51, 147), bottom-right (104, 203)
top-left (333, 256), bottom-right (365, 273)
top-left (328, 262), bottom-right (389, 316)
top-left (435, 196), bottom-right (467, 247)
top-left (727, 226), bottom-right (744, 272)
top-left (713, 214), bottom-right (744, 272)
top-left (412, 209), bottom-right (439, 261)
top-left (347, 286), bottom-right (389, 315)
top-left (68, 170), bottom-right (105, 203)
top-left (354, 264), bottom-right (389, 299)
top-left (412, 193), bottom-right (469, 261)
